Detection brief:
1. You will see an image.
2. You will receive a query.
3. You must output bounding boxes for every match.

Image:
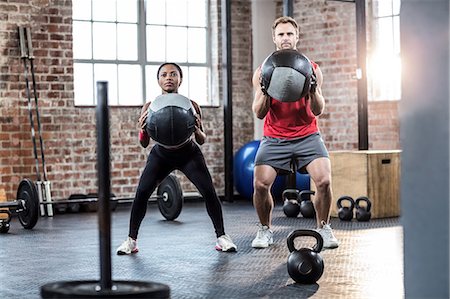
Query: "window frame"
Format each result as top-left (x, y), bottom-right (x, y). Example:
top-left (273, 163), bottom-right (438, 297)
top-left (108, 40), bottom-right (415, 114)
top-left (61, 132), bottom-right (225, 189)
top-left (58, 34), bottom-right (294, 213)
top-left (72, 0), bottom-right (212, 107)
top-left (368, 0), bottom-right (401, 102)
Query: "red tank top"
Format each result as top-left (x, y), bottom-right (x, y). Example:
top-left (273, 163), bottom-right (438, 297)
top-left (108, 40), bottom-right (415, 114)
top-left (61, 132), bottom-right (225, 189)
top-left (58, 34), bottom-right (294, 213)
top-left (263, 61), bottom-right (319, 139)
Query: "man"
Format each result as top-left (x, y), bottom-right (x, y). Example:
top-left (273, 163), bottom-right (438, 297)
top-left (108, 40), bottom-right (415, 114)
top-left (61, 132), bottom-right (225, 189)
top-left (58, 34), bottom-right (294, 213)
top-left (251, 16), bottom-right (338, 249)
top-left (116, 63), bottom-right (237, 255)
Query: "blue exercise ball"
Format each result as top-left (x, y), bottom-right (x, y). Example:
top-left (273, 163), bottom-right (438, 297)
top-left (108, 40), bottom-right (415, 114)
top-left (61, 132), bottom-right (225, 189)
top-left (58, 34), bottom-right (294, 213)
top-left (233, 140), bottom-right (286, 200)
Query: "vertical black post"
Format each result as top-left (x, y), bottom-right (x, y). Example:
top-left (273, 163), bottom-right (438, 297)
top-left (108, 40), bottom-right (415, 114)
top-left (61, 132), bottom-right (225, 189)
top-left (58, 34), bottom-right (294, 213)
top-left (221, 0), bottom-right (233, 202)
top-left (283, 0), bottom-right (293, 17)
top-left (355, 0), bottom-right (369, 150)
top-left (96, 81), bottom-right (112, 290)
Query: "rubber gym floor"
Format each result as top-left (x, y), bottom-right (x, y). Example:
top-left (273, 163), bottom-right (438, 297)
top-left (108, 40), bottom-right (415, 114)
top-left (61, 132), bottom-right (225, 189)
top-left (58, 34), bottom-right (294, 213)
top-left (0, 198), bottom-right (403, 299)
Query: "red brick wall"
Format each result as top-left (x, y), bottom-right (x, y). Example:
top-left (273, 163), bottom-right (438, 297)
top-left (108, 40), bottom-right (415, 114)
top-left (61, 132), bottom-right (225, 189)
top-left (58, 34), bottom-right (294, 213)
top-left (290, 0), bottom-right (400, 151)
top-left (0, 0), bottom-right (255, 200)
top-left (0, 0), bottom-right (400, 201)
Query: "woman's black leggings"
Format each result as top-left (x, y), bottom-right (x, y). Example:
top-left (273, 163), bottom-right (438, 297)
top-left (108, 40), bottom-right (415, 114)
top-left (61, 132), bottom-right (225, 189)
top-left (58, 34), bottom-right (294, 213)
top-left (128, 141), bottom-right (225, 239)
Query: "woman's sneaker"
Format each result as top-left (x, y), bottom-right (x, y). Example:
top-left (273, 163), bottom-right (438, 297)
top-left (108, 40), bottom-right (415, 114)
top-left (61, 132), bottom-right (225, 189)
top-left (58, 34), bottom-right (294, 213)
top-left (317, 221), bottom-right (339, 249)
top-left (251, 224), bottom-right (274, 248)
top-left (116, 237), bottom-right (139, 255)
top-left (215, 234), bottom-right (237, 252)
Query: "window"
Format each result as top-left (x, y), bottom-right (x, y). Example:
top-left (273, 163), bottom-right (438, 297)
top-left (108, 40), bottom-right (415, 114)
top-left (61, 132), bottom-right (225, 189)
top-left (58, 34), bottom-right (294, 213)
top-left (368, 0), bottom-right (401, 101)
top-left (72, 0), bottom-right (211, 106)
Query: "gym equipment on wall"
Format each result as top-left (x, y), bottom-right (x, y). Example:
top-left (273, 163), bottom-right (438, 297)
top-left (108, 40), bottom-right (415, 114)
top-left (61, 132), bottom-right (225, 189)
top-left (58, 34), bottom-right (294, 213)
top-left (41, 81), bottom-right (170, 298)
top-left (18, 26), bottom-right (53, 217)
top-left (286, 229), bottom-right (324, 284)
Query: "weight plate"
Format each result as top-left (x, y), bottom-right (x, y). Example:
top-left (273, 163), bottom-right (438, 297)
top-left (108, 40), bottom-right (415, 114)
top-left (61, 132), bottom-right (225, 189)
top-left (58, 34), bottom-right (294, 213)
top-left (156, 174), bottom-right (183, 221)
top-left (41, 280), bottom-right (170, 298)
top-left (16, 179), bottom-right (39, 229)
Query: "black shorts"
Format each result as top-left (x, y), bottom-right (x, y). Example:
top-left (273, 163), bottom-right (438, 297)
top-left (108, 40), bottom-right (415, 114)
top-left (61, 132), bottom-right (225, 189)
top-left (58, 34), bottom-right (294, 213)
top-left (254, 132), bottom-right (329, 174)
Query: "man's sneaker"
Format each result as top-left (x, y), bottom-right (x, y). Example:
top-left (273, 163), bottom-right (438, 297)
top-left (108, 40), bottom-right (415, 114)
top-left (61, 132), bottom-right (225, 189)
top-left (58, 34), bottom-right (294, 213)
top-left (116, 237), bottom-right (139, 255)
top-left (317, 221), bottom-right (339, 249)
top-left (251, 224), bottom-right (274, 248)
top-left (215, 234), bottom-right (237, 252)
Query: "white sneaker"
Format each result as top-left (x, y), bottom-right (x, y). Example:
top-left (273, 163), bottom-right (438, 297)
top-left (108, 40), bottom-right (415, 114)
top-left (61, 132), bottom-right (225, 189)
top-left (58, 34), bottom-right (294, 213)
top-left (116, 237), bottom-right (139, 255)
top-left (215, 234), bottom-right (237, 252)
top-left (251, 224), bottom-right (274, 248)
top-left (317, 221), bottom-right (339, 249)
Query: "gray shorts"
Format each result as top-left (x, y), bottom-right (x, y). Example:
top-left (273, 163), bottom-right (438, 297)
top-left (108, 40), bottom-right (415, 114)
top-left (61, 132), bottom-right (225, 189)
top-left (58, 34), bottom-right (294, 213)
top-left (254, 133), bottom-right (329, 174)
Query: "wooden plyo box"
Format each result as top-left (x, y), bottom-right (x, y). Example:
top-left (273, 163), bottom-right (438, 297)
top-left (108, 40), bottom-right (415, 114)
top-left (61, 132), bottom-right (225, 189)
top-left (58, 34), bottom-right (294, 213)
top-left (320, 150), bottom-right (401, 219)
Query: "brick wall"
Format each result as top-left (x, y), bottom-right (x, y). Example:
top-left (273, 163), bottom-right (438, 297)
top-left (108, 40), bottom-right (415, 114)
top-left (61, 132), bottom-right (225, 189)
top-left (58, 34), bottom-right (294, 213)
top-left (0, 0), bottom-right (255, 200)
top-left (290, 0), bottom-right (400, 151)
top-left (0, 0), bottom-right (400, 201)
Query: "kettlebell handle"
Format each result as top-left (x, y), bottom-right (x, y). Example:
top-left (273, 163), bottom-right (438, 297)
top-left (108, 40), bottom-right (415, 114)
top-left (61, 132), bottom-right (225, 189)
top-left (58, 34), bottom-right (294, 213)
top-left (337, 195), bottom-right (355, 209)
top-left (355, 196), bottom-right (371, 212)
top-left (287, 229), bottom-right (323, 253)
top-left (297, 190), bottom-right (315, 202)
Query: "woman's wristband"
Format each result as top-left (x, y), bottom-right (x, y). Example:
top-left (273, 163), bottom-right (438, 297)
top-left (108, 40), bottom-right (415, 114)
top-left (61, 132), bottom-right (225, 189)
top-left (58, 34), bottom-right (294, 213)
top-left (139, 130), bottom-right (149, 142)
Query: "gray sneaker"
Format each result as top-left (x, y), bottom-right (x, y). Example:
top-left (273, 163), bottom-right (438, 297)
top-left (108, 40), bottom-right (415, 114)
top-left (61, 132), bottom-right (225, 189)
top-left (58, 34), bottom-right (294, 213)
top-left (251, 224), bottom-right (274, 248)
top-left (317, 221), bottom-right (339, 249)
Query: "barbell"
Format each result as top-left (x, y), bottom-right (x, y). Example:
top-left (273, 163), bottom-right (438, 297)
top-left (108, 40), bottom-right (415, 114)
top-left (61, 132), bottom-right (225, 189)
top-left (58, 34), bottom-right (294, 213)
top-left (0, 174), bottom-right (183, 232)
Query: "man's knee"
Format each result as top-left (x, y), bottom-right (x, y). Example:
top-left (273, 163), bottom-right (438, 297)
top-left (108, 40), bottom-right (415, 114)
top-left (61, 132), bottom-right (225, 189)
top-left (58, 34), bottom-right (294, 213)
top-left (314, 175), bottom-right (331, 192)
top-left (254, 179), bottom-right (271, 195)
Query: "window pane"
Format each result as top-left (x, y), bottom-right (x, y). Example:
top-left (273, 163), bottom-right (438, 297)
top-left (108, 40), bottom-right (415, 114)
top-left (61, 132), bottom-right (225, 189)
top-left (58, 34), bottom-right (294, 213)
top-left (92, 0), bottom-right (116, 21)
top-left (146, 0), bottom-right (166, 24)
top-left (167, 27), bottom-right (187, 62)
top-left (73, 21), bottom-right (92, 59)
top-left (393, 16), bottom-right (400, 54)
top-left (118, 24), bottom-right (138, 60)
top-left (187, 67), bottom-right (207, 105)
top-left (374, 0), bottom-right (393, 17)
top-left (392, 0), bottom-right (400, 15)
top-left (375, 17), bottom-right (393, 54)
top-left (147, 25), bottom-right (166, 61)
top-left (178, 65), bottom-right (189, 96)
top-left (117, 0), bottom-right (137, 23)
top-left (188, 0), bottom-right (206, 27)
top-left (72, 0), bottom-right (91, 20)
top-left (118, 65), bottom-right (142, 105)
top-left (145, 65), bottom-right (161, 101)
top-left (94, 64), bottom-right (118, 105)
top-left (188, 28), bottom-right (206, 63)
top-left (166, 0), bottom-right (187, 25)
top-left (74, 63), bottom-right (94, 105)
top-left (93, 22), bottom-right (116, 60)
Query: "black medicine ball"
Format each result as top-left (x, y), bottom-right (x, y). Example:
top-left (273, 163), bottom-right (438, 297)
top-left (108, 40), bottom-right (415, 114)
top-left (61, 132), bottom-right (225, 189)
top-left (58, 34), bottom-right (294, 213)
top-left (146, 94), bottom-right (197, 148)
top-left (260, 49), bottom-right (314, 102)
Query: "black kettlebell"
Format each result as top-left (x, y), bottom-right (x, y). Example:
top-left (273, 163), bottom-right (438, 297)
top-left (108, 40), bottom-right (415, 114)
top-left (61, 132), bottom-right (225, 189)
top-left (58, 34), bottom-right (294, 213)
top-left (0, 211), bottom-right (11, 234)
top-left (337, 195), bottom-right (355, 221)
top-left (286, 229), bottom-right (324, 284)
top-left (299, 190), bottom-right (316, 219)
top-left (282, 189), bottom-right (300, 218)
top-left (355, 196), bottom-right (372, 221)
top-left (0, 220), bottom-right (10, 233)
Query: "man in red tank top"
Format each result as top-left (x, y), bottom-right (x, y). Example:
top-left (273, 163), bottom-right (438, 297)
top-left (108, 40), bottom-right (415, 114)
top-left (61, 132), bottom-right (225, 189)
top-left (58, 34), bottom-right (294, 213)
top-left (251, 16), bottom-right (338, 249)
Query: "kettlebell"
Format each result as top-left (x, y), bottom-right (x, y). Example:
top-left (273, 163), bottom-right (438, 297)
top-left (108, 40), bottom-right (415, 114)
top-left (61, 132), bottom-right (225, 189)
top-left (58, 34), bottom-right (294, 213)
top-left (299, 190), bottom-right (316, 219)
top-left (337, 196), bottom-right (355, 221)
top-left (282, 189), bottom-right (300, 218)
top-left (355, 196), bottom-right (372, 222)
top-left (286, 229), bottom-right (324, 284)
top-left (0, 211), bottom-right (11, 234)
